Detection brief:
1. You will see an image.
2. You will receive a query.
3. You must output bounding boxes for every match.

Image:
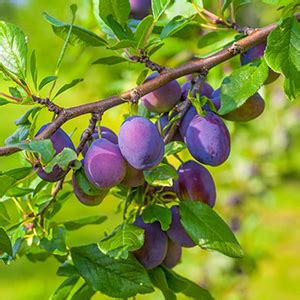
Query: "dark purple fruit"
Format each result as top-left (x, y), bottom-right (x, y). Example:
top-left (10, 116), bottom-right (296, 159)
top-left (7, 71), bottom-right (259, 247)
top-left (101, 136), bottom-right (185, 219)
top-left (167, 206), bottom-right (196, 248)
top-left (185, 111), bottom-right (231, 166)
top-left (174, 160), bottom-right (216, 208)
top-left (129, 0), bottom-right (151, 20)
top-left (84, 139), bottom-right (127, 189)
top-left (34, 124), bottom-right (75, 182)
top-left (133, 216), bottom-right (168, 269)
top-left (121, 164), bottom-right (145, 188)
top-left (179, 106), bottom-right (197, 140)
top-left (141, 73), bottom-right (181, 113)
top-left (163, 239), bottom-right (182, 268)
top-left (181, 81), bottom-right (214, 100)
top-left (118, 116), bottom-right (164, 170)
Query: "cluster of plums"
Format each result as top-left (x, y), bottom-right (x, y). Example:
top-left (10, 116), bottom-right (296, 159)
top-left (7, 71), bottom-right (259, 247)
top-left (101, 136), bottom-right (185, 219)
top-left (32, 41), bottom-right (277, 269)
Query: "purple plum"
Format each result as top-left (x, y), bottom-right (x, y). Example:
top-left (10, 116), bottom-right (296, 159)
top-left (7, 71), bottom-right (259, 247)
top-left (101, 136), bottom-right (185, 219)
top-left (181, 81), bottom-right (214, 100)
top-left (179, 106), bottom-right (197, 140)
top-left (163, 239), bottom-right (182, 268)
top-left (121, 164), bottom-right (145, 188)
top-left (129, 0), bottom-right (151, 20)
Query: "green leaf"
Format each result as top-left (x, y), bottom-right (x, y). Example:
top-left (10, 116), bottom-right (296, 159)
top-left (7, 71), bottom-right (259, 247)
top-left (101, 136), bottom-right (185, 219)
top-left (197, 30), bottom-right (236, 49)
top-left (71, 244), bottom-right (154, 298)
top-left (73, 167), bottom-right (101, 196)
top-left (71, 283), bottom-right (96, 300)
top-left (43, 12), bottom-right (107, 47)
top-left (0, 203), bottom-right (10, 226)
top-left (98, 224), bottom-right (144, 259)
top-left (44, 148), bottom-right (77, 173)
top-left (144, 164), bottom-right (178, 187)
top-left (0, 227), bottom-right (13, 256)
top-left (222, 0), bottom-right (233, 12)
top-left (5, 125), bottom-right (30, 145)
top-left (262, 0), bottom-right (296, 5)
top-left (29, 139), bottom-right (56, 164)
top-left (40, 226), bottom-right (67, 255)
top-left (136, 69), bottom-right (149, 85)
top-left (0, 175), bottom-right (16, 197)
top-left (134, 15), bottom-right (154, 48)
top-left (0, 98), bottom-right (10, 106)
top-left (54, 78), bottom-right (83, 98)
top-left (180, 202), bottom-right (244, 258)
top-left (106, 15), bottom-right (134, 40)
top-left (0, 21), bottom-right (27, 79)
top-left (148, 268), bottom-right (177, 300)
top-left (142, 205), bottom-right (171, 231)
top-left (6, 187), bottom-right (34, 197)
top-left (218, 59), bottom-right (269, 115)
top-left (30, 50), bottom-right (38, 90)
top-left (98, 0), bottom-right (131, 26)
top-left (15, 107), bottom-right (42, 126)
top-left (109, 39), bottom-right (136, 50)
top-left (160, 16), bottom-right (190, 39)
top-left (265, 17), bottom-right (300, 100)
top-left (50, 276), bottom-right (79, 300)
top-left (152, 0), bottom-right (171, 20)
top-left (57, 261), bottom-right (79, 277)
top-left (62, 215), bottom-right (107, 231)
top-left (38, 75), bottom-right (58, 90)
top-left (164, 141), bottom-right (186, 157)
top-left (5, 167), bottom-right (32, 180)
top-left (92, 56), bottom-right (128, 65)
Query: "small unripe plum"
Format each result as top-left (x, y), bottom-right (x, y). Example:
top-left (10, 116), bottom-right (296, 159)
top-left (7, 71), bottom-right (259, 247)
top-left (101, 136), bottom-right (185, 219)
top-left (118, 116), bottom-right (164, 170)
top-left (81, 126), bottom-right (118, 156)
top-left (167, 206), bottom-right (196, 248)
top-left (174, 160), bottom-right (216, 208)
top-left (121, 164), bottom-right (145, 188)
top-left (72, 174), bottom-right (108, 206)
top-left (163, 239), bottom-right (182, 268)
top-left (156, 114), bottom-right (183, 142)
top-left (34, 124), bottom-right (75, 182)
top-left (181, 81), bottom-right (214, 100)
top-left (240, 43), bottom-right (280, 84)
top-left (129, 0), bottom-right (151, 20)
top-left (185, 111), bottom-right (231, 166)
top-left (133, 217), bottom-right (168, 269)
top-left (84, 139), bottom-right (127, 189)
top-left (141, 73), bottom-right (181, 113)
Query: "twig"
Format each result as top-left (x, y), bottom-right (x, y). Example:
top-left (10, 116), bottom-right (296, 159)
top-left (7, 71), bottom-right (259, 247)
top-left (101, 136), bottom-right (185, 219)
top-left (32, 95), bottom-right (63, 114)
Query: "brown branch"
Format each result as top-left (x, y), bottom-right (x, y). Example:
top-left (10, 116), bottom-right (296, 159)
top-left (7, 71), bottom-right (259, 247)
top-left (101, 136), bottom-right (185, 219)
top-left (0, 14), bottom-right (299, 157)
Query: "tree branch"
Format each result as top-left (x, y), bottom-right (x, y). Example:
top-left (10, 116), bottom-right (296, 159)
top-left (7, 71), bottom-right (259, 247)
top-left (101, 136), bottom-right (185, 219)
top-left (0, 14), bottom-right (299, 157)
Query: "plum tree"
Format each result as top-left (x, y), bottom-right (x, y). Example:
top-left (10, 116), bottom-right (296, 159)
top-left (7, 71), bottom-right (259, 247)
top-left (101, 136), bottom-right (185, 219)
top-left (34, 124), bottom-right (75, 182)
top-left (129, 0), bottom-right (151, 20)
top-left (185, 111), bottom-right (231, 166)
top-left (84, 138), bottom-right (127, 189)
top-left (81, 126), bottom-right (118, 156)
top-left (121, 164), bottom-right (145, 188)
top-left (118, 116), bottom-right (164, 170)
top-left (174, 160), bottom-right (216, 207)
top-left (141, 73), bottom-right (181, 113)
top-left (133, 216), bottom-right (168, 269)
top-left (212, 89), bottom-right (265, 122)
top-left (163, 238), bottom-right (182, 269)
top-left (167, 206), bottom-right (196, 248)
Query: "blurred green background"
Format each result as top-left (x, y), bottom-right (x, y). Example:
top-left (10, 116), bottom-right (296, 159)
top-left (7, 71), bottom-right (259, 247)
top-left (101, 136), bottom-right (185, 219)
top-left (0, 0), bottom-right (299, 299)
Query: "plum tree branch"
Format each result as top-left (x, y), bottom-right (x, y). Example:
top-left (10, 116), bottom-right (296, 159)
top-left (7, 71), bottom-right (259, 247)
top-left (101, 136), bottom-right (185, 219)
top-left (0, 14), bottom-right (299, 157)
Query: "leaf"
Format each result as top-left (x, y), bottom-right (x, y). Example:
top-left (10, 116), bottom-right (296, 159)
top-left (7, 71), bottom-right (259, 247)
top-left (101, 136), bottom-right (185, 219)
top-left (262, 0), bottom-right (295, 5)
top-left (15, 107), bottom-right (42, 126)
top-left (39, 75), bottom-right (58, 91)
top-left (73, 167), bottom-right (100, 196)
top-left (40, 226), bottom-right (67, 255)
top-left (222, 0), bottom-right (233, 12)
top-left (0, 175), bottom-right (16, 197)
top-left (5, 125), bottom-right (30, 145)
top-left (180, 202), bottom-right (244, 258)
top-left (43, 12), bottom-right (107, 47)
top-left (30, 50), bottom-right (38, 90)
top-left (50, 276), bottom-right (79, 300)
top-left (71, 244), bottom-right (154, 298)
top-left (57, 261), bottom-right (79, 277)
top-left (98, 0), bottom-right (131, 26)
top-left (164, 141), bottom-right (186, 157)
top-left (44, 148), bottom-right (77, 173)
top-left (142, 205), bottom-right (171, 231)
top-left (98, 224), bottom-right (144, 259)
top-left (106, 15), bottom-right (134, 40)
top-left (109, 39), bottom-right (136, 50)
top-left (265, 17), bottom-right (300, 100)
top-left (136, 69), bottom-right (149, 85)
top-left (0, 227), bottom-right (13, 256)
top-left (62, 215), bottom-right (107, 231)
top-left (144, 164), bottom-right (178, 187)
top-left (152, 0), bottom-right (171, 20)
top-left (29, 139), bottom-right (56, 164)
top-left (71, 283), bottom-right (96, 300)
top-left (197, 30), bottom-right (236, 49)
top-left (92, 56), bottom-right (128, 65)
top-left (0, 21), bottom-right (27, 79)
top-left (6, 187), bottom-right (34, 197)
top-left (160, 16), bottom-right (190, 39)
top-left (0, 98), bottom-right (10, 106)
top-left (148, 268), bottom-right (177, 300)
top-left (5, 167), bottom-right (32, 180)
top-left (54, 78), bottom-right (83, 98)
top-left (134, 15), bottom-right (154, 48)
top-left (218, 59), bottom-right (269, 115)
top-left (0, 203), bottom-right (10, 226)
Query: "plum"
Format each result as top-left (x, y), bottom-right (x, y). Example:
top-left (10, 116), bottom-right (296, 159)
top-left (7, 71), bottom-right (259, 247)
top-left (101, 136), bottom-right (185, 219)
top-left (167, 206), bottom-right (196, 248)
top-left (133, 216), bottom-right (168, 269)
top-left (84, 138), bottom-right (127, 189)
top-left (156, 114), bottom-right (183, 142)
top-left (121, 164), bottom-right (145, 188)
top-left (163, 239), bottom-right (182, 268)
top-left (34, 124), bottom-right (75, 182)
top-left (118, 116), bottom-right (164, 170)
top-left (129, 0), bottom-right (151, 20)
top-left (174, 160), bottom-right (216, 208)
top-left (240, 43), bottom-right (280, 84)
top-left (81, 126), bottom-right (118, 156)
top-left (185, 111), bottom-right (231, 166)
top-left (181, 80), bottom-right (214, 100)
top-left (141, 73), bottom-right (181, 113)
top-left (179, 106), bottom-right (197, 140)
